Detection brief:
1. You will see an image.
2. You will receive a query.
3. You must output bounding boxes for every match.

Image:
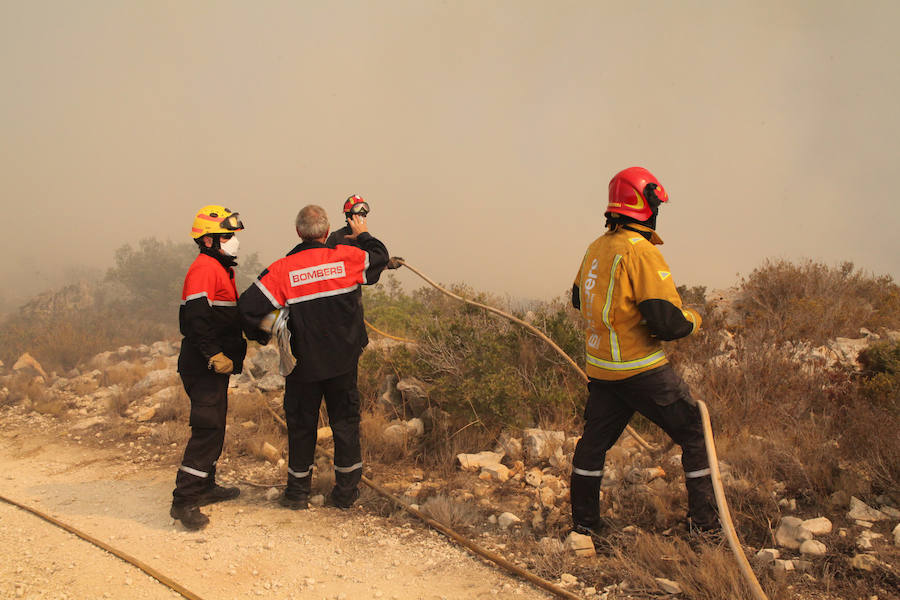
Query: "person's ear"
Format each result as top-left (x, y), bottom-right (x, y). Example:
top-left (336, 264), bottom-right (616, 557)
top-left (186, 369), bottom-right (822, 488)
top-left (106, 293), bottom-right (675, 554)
top-left (202, 235), bottom-right (213, 248)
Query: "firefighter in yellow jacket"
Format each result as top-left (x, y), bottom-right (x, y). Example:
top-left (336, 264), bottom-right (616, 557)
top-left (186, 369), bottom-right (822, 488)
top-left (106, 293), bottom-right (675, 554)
top-left (570, 166), bottom-right (718, 537)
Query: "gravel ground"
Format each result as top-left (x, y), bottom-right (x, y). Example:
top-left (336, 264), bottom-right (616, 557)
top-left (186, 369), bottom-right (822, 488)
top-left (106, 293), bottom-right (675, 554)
top-left (0, 431), bottom-right (553, 600)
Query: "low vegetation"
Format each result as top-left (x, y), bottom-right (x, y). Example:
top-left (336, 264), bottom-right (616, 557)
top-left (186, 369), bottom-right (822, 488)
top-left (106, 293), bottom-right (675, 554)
top-left (1, 252), bottom-right (899, 600)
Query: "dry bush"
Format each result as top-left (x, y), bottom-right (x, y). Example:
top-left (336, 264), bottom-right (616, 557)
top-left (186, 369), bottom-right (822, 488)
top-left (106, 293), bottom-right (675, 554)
top-left (735, 259), bottom-right (900, 345)
top-left (100, 363), bottom-right (148, 389)
top-left (32, 393), bottom-right (69, 417)
top-left (592, 534), bottom-right (785, 600)
top-left (151, 389), bottom-right (190, 423)
top-left (4, 375), bottom-right (44, 407)
top-left (151, 421), bottom-right (190, 446)
top-left (419, 494), bottom-right (479, 529)
top-left (529, 537), bottom-right (578, 581)
top-left (105, 391), bottom-right (132, 417)
top-left (361, 410), bottom-right (409, 464)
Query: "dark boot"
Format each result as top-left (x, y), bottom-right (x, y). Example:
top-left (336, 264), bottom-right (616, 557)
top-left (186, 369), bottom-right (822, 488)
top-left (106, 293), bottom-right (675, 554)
top-left (570, 471), bottom-right (604, 533)
top-left (326, 488), bottom-right (359, 510)
top-left (685, 475), bottom-right (719, 530)
top-left (197, 484), bottom-right (241, 506)
top-left (170, 504), bottom-right (209, 530)
top-left (279, 492), bottom-right (309, 510)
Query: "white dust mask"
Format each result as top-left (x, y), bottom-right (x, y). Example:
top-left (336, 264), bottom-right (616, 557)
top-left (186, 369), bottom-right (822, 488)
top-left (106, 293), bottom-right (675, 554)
top-left (220, 235), bottom-right (240, 257)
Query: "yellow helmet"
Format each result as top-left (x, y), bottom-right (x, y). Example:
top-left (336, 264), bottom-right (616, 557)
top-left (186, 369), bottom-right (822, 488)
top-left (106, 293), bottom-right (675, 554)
top-left (190, 205), bottom-right (244, 239)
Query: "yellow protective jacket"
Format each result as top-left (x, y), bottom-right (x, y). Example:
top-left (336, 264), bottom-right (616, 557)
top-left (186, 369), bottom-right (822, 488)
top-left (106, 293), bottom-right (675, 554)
top-left (573, 223), bottom-right (701, 381)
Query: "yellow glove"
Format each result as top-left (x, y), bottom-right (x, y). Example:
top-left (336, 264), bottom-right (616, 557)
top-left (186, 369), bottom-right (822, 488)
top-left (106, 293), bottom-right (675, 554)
top-left (208, 352), bottom-right (233, 374)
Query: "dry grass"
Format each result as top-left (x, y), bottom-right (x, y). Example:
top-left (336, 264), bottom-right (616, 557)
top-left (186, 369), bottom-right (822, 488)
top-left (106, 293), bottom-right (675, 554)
top-left (419, 494), bottom-right (479, 529)
top-left (151, 421), bottom-right (190, 446)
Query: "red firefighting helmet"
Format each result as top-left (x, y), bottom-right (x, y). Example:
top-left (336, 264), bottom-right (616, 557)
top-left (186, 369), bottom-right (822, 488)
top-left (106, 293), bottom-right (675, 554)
top-left (342, 194), bottom-right (370, 217)
top-left (606, 167), bottom-right (668, 222)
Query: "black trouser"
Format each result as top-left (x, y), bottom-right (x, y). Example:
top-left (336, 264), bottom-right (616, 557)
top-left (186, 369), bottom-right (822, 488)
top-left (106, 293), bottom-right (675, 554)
top-left (172, 372), bottom-right (229, 507)
top-left (283, 367), bottom-right (362, 502)
top-left (570, 365), bottom-right (717, 530)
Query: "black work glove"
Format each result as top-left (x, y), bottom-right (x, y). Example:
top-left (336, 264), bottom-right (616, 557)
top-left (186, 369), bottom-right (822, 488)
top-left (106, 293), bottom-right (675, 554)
top-left (386, 256), bottom-right (405, 269)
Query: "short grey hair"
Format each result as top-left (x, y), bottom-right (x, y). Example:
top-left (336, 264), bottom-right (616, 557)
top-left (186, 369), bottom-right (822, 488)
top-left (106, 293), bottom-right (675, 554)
top-left (295, 205), bottom-right (330, 240)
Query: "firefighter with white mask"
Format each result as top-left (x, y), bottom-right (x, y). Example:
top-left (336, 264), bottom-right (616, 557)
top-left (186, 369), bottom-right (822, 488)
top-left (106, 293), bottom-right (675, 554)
top-left (570, 167), bottom-right (719, 539)
top-left (170, 205), bottom-right (247, 530)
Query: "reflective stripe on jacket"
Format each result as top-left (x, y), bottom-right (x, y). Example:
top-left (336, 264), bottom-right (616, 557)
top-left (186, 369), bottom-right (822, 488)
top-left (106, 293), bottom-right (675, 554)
top-left (573, 224), bottom-right (700, 381)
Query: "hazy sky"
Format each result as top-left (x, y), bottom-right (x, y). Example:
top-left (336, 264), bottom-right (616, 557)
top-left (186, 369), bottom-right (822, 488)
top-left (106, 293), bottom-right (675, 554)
top-left (2, 1), bottom-right (898, 310)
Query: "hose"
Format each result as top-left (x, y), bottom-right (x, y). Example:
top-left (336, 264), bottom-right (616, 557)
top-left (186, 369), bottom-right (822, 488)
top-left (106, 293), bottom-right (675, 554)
top-left (364, 319), bottom-right (417, 344)
top-left (0, 492), bottom-right (206, 600)
top-left (394, 259), bottom-right (768, 600)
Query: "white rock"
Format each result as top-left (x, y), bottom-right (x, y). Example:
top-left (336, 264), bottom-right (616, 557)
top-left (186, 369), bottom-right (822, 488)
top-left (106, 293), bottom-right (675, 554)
top-left (494, 436), bottom-right (523, 461)
top-left (848, 497), bottom-right (889, 522)
top-left (539, 486), bottom-right (557, 508)
top-left (310, 494), bottom-right (325, 507)
top-left (265, 488), bottom-right (280, 501)
top-left (383, 423), bottom-right (408, 446)
top-left (255, 373), bottom-right (285, 392)
top-left (456, 451), bottom-right (504, 471)
top-left (799, 540), bottom-right (827, 557)
top-left (856, 530), bottom-right (883, 550)
top-left (12, 352), bottom-right (48, 379)
top-left (625, 466), bottom-right (666, 483)
top-left (655, 578), bottom-right (682, 595)
top-left (559, 573), bottom-right (577, 586)
top-left (497, 512), bottom-right (521, 529)
top-left (850, 553), bottom-right (880, 571)
top-left (261, 442), bottom-right (280, 464)
top-left (801, 516), bottom-right (833, 536)
top-left (829, 337), bottom-right (870, 367)
top-left (755, 549), bottom-right (780, 564)
top-left (405, 418), bottom-right (425, 437)
top-left (135, 406), bottom-right (157, 422)
top-left (894, 523), bottom-right (900, 546)
top-left (525, 468), bottom-right (543, 488)
top-left (775, 516), bottom-right (813, 550)
top-left (773, 558), bottom-right (795, 572)
top-left (480, 463), bottom-right (510, 483)
top-left (523, 428), bottom-right (565, 464)
top-left (879, 505), bottom-right (900, 519)
top-left (564, 531), bottom-right (595, 557)
top-left (132, 369), bottom-right (179, 395)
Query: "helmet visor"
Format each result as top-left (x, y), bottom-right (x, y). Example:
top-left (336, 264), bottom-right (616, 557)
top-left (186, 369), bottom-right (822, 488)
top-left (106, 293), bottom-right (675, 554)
top-left (347, 202), bottom-right (369, 217)
top-left (220, 213), bottom-right (244, 231)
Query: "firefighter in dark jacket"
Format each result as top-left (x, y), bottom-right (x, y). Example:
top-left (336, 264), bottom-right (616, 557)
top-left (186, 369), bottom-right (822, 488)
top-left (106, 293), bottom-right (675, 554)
top-left (170, 205), bottom-right (247, 530)
top-left (239, 204), bottom-right (389, 510)
top-left (570, 167), bottom-right (719, 538)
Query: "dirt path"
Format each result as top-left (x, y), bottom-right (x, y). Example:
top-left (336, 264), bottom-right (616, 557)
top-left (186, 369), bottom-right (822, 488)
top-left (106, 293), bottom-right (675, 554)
top-left (0, 431), bottom-right (553, 600)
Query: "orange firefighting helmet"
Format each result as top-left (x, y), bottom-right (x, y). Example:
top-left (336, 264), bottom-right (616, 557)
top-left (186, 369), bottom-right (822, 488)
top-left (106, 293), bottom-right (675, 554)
top-left (606, 167), bottom-right (668, 222)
